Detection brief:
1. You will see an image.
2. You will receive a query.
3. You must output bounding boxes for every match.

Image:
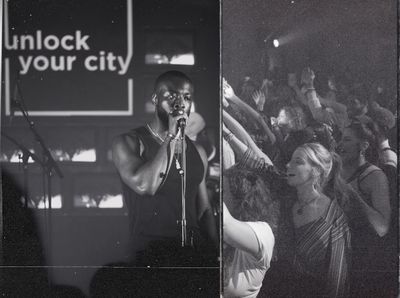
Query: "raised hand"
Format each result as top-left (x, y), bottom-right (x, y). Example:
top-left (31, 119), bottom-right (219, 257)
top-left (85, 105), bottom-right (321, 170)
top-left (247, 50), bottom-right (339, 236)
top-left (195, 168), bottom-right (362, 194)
top-left (301, 67), bottom-right (315, 88)
top-left (252, 90), bottom-right (266, 111)
top-left (223, 78), bottom-right (235, 100)
top-left (168, 110), bottom-right (188, 136)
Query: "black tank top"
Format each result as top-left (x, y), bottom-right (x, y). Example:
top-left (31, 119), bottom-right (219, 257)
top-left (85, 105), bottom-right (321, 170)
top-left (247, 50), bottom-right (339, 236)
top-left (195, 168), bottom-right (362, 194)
top-left (121, 126), bottom-right (204, 241)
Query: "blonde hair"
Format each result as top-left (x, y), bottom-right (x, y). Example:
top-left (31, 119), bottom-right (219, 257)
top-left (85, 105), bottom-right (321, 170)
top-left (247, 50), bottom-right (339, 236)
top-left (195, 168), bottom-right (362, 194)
top-left (297, 143), bottom-right (355, 212)
top-left (297, 143), bottom-right (333, 192)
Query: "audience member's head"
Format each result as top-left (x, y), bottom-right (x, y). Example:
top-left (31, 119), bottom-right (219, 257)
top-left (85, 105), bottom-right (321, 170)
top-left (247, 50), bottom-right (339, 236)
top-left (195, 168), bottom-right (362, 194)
top-left (276, 105), bottom-right (308, 133)
top-left (346, 94), bottom-right (368, 118)
top-left (287, 143), bottom-right (333, 194)
top-left (224, 167), bottom-right (279, 235)
top-left (368, 107), bottom-right (395, 143)
top-left (337, 122), bottom-right (379, 165)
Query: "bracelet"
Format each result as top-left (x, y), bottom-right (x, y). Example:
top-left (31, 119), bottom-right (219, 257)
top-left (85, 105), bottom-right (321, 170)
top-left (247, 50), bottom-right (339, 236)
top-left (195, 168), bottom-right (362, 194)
top-left (225, 132), bottom-right (234, 142)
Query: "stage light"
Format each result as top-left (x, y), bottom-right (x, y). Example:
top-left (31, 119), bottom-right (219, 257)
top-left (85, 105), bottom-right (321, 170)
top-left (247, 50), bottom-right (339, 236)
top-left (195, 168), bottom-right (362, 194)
top-left (273, 39), bottom-right (279, 47)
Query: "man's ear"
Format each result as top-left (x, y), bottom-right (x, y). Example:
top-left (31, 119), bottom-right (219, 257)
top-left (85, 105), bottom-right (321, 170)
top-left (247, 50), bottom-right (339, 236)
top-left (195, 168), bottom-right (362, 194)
top-left (151, 93), bottom-right (157, 105)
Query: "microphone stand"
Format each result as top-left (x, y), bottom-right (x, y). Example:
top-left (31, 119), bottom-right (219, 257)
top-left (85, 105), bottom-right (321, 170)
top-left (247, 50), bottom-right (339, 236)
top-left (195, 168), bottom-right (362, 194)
top-left (1, 132), bottom-right (44, 208)
top-left (13, 81), bottom-right (63, 284)
top-left (177, 123), bottom-right (188, 247)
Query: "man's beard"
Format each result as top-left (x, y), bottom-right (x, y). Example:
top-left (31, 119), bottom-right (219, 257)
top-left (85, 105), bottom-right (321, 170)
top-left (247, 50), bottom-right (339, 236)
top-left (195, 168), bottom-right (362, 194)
top-left (156, 105), bottom-right (169, 127)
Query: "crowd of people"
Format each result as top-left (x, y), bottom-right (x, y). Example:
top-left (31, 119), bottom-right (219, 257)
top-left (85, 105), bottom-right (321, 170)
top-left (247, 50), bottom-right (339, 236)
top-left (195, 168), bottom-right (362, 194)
top-left (222, 66), bottom-right (397, 297)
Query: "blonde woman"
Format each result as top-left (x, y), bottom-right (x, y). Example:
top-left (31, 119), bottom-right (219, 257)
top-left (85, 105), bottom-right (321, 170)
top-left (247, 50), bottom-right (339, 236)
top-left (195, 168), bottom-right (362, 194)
top-left (284, 143), bottom-right (350, 297)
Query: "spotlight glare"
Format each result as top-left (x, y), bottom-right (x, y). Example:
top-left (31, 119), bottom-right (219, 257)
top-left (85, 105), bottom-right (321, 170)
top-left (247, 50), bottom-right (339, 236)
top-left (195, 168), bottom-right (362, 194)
top-left (273, 39), bottom-right (279, 48)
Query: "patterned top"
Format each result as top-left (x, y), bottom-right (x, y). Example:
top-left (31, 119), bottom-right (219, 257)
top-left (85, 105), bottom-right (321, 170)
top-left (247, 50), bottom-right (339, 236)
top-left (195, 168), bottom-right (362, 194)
top-left (236, 148), bottom-right (351, 297)
top-left (292, 199), bottom-right (351, 298)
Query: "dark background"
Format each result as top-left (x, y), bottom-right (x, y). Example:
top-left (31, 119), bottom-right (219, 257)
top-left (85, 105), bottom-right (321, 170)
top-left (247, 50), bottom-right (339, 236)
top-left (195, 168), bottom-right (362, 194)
top-left (1, 0), bottom-right (220, 296)
top-left (223, 0), bottom-right (397, 93)
top-left (4, 0), bottom-right (131, 112)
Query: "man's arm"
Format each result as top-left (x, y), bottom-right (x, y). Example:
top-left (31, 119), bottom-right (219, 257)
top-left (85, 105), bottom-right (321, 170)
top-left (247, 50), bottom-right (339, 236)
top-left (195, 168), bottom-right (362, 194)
top-left (195, 143), bottom-right (219, 248)
top-left (112, 133), bottom-right (176, 196)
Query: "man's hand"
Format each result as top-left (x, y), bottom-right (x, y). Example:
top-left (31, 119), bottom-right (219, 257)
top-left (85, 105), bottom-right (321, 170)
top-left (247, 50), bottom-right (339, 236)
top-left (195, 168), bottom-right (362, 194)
top-left (168, 111), bottom-right (188, 136)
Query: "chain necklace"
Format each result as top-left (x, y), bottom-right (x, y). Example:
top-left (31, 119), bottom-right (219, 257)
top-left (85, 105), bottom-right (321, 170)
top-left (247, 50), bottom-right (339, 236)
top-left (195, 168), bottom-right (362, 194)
top-left (146, 123), bottom-right (184, 155)
top-left (146, 124), bottom-right (165, 143)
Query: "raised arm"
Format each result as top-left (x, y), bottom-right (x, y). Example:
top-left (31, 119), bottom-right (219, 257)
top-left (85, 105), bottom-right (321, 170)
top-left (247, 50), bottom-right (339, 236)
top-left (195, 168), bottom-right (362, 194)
top-left (288, 73), bottom-right (308, 106)
top-left (301, 68), bottom-right (336, 126)
top-left (223, 110), bottom-right (273, 166)
top-left (224, 79), bottom-right (276, 145)
top-left (319, 95), bottom-right (347, 115)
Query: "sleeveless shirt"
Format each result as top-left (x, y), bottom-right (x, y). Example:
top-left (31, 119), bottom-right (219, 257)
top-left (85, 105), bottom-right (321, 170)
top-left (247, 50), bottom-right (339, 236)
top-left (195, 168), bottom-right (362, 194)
top-left (346, 163), bottom-right (388, 271)
top-left (120, 126), bottom-right (204, 253)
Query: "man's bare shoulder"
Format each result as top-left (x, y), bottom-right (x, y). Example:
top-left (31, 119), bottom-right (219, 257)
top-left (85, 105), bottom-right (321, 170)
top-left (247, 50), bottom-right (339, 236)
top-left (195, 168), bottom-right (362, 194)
top-left (112, 132), bottom-right (141, 158)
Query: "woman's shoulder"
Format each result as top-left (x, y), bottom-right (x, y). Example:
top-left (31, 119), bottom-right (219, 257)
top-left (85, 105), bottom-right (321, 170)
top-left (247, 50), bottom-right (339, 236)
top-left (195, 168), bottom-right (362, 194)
top-left (246, 221), bottom-right (274, 238)
top-left (359, 164), bottom-right (387, 184)
top-left (325, 199), bottom-right (348, 226)
top-left (324, 199), bottom-right (350, 241)
top-left (245, 222), bottom-right (275, 250)
top-left (245, 221), bottom-right (275, 265)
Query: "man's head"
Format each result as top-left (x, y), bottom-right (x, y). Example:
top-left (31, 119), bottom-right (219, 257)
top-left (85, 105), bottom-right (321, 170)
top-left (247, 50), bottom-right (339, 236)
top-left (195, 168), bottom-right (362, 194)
top-left (152, 71), bottom-right (194, 125)
top-left (346, 95), bottom-right (368, 118)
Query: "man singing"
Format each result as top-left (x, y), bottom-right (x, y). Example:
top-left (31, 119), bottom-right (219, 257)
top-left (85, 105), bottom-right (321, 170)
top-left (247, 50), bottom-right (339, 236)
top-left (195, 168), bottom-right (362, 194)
top-left (112, 70), bottom-right (218, 266)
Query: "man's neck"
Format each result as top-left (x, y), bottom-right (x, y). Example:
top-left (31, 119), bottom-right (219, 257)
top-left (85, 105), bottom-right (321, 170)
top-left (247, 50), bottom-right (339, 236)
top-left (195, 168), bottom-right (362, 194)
top-left (149, 117), bottom-right (168, 137)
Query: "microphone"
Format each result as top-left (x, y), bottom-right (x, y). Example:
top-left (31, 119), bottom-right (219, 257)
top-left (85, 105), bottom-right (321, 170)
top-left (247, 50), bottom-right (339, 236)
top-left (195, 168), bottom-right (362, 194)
top-left (171, 107), bottom-right (186, 128)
